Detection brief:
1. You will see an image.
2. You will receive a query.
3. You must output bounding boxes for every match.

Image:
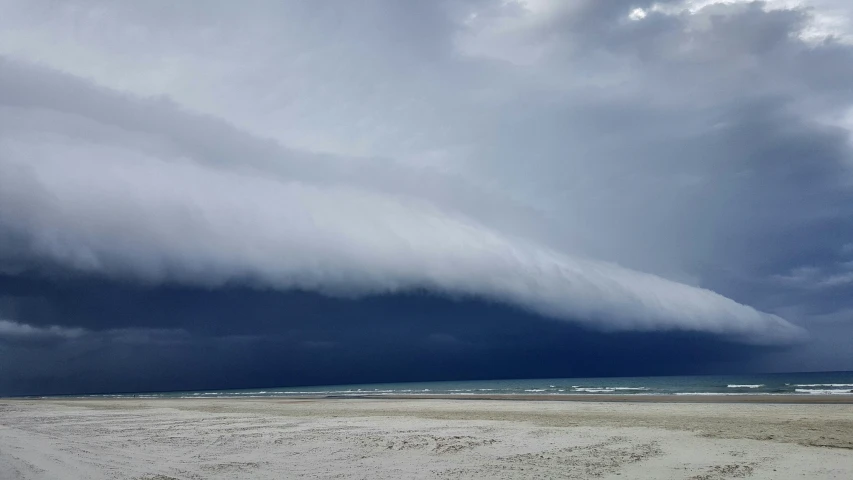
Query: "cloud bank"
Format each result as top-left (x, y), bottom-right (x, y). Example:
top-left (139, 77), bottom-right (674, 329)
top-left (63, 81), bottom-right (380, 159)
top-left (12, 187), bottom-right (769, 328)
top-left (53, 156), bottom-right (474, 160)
top-left (4, 0), bottom-right (853, 351)
top-left (0, 58), bottom-right (802, 344)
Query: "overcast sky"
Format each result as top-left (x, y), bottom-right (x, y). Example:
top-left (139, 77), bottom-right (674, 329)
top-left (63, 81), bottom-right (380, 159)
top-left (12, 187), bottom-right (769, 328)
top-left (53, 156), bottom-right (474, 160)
top-left (2, 0), bottom-right (853, 395)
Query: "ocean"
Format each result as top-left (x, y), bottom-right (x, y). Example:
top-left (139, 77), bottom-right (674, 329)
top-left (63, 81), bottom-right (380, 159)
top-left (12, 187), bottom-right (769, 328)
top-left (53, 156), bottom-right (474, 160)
top-left (74, 371), bottom-right (853, 399)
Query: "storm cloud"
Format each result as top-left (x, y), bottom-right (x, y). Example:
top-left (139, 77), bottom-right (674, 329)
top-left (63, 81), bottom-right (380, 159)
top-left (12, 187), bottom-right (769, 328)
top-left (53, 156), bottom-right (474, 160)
top-left (1, 0), bottom-right (852, 394)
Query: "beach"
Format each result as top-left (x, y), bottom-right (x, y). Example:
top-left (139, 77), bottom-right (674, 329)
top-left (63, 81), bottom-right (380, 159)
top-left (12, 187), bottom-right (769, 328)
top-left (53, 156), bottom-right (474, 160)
top-left (1, 397), bottom-right (852, 479)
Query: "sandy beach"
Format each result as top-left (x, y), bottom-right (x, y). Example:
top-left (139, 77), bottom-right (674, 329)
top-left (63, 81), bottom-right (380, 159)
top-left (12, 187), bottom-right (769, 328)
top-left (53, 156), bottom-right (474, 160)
top-left (1, 397), bottom-right (852, 479)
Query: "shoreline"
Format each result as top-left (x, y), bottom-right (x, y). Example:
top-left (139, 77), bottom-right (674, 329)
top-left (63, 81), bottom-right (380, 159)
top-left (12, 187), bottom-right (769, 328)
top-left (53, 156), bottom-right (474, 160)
top-left (8, 393), bottom-right (853, 404)
top-left (326, 393), bottom-right (853, 404)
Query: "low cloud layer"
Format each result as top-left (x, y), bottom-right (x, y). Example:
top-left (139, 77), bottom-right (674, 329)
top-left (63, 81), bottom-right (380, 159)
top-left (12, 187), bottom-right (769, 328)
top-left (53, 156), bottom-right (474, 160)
top-left (0, 319), bottom-right (85, 340)
top-left (2, 0), bottom-right (853, 379)
top-left (0, 58), bottom-right (802, 344)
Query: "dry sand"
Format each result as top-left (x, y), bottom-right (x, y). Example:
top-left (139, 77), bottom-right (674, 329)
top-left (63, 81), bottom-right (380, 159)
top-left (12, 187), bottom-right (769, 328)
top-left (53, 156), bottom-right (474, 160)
top-left (1, 397), bottom-right (852, 479)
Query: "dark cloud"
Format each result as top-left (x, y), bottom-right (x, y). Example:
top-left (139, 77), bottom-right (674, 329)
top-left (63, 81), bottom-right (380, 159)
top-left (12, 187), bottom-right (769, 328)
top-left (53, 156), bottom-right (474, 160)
top-left (1, 0), bottom-right (853, 394)
top-left (0, 272), bottom-right (779, 396)
top-left (0, 57), bottom-right (801, 342)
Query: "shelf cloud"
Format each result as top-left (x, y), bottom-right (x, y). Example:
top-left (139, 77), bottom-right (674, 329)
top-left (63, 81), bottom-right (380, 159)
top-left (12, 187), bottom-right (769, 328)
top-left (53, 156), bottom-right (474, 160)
top-left (3, 0), bottom-right (853, 394)
top-left (0, 58), bottom-right (803, 344)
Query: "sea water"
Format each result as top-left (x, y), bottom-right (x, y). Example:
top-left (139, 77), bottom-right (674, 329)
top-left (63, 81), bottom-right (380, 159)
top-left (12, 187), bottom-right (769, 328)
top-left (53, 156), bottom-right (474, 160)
top-left (69, 371), bottom-right (853, 399)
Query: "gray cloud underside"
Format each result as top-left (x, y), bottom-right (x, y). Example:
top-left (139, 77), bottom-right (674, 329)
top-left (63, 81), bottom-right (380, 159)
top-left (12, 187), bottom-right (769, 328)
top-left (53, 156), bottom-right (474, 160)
top-left (4, 0), bottom-right (853, 345)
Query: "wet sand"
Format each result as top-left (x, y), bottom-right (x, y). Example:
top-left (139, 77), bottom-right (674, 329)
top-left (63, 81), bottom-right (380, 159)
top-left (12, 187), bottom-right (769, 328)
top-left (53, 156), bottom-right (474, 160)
top-left (343, 393), bottom-right (853, 403)
top-left (1, 397), bottom-right (852, 479)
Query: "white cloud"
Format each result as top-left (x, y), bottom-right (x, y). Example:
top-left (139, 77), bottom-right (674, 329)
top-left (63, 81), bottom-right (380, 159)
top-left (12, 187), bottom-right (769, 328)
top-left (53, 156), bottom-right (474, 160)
top-left (3, 0), bottom-right (852, 346)
top-left (0, 60), bottom-right (804, 345)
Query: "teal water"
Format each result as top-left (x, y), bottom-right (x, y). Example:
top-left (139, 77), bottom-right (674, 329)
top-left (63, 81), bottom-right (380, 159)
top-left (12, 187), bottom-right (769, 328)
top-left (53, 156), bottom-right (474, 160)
top-left (75, 371), bottom-right (853, 398)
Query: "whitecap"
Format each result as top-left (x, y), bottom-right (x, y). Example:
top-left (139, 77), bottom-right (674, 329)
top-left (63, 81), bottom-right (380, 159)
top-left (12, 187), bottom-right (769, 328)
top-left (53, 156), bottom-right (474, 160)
top-left (794, 384), bottom-right (853, 387)
top-left (795, 388), bottom-right (853, 395)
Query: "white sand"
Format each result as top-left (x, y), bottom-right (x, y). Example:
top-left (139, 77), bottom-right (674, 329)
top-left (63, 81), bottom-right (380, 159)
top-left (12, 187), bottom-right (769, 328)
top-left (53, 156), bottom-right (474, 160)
top-left (1, 398), bottom-right (852, 479)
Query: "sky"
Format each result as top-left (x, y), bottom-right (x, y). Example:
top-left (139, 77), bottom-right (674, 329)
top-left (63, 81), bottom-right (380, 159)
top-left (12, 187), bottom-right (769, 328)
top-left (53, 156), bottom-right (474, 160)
top-left (1, 0), bottom-right (853, 395)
